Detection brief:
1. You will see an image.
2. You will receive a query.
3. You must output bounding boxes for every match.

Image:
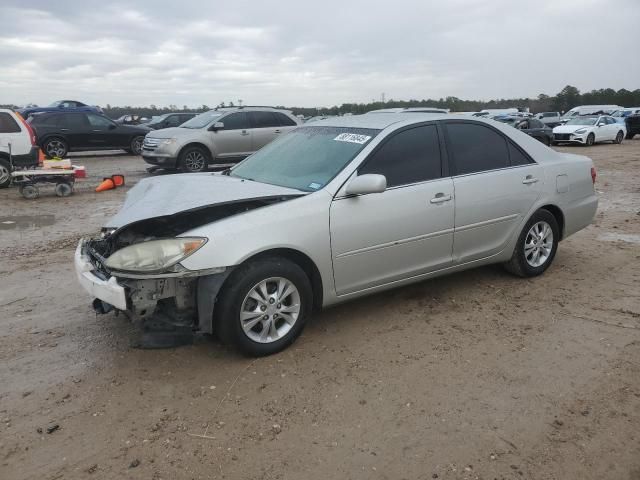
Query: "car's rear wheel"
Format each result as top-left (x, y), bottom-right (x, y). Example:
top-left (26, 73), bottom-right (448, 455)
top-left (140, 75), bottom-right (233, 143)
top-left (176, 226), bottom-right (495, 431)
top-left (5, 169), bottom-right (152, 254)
top-left (214, 257), bottom-right (312, 356)
top-left (54, 182), bottom-right (73, 197)
top-left (129, 136), bottom-right (144, 155)
top-left (179, 146), bottom-right (208, 173)
top-left (0, 159), bottom-right (11, 188)
top-left (615, 131), bottom-right (624, 144)
top-left (504, 209), bottom-right (559, 278)
top-left (43, 137), bottom-right (68, 158)
top-left (585, 133), bottom-right (595, 146)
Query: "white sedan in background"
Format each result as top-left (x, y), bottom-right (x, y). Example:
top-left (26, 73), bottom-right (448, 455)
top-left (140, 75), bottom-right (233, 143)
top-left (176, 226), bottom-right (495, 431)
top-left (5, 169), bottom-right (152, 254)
top-left (553, 115), bottom-right (626, 146)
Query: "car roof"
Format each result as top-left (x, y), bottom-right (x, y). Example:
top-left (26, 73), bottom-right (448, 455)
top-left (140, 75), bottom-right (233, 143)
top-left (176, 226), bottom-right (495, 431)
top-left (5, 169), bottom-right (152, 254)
top-left (303, 113), bottom-right (451, 129)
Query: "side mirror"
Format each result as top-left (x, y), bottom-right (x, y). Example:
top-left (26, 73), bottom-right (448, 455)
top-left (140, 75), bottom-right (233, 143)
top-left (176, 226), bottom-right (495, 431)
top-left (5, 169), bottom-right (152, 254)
top-left (209, 122), bottom-right (224, 131)
top-left (345, 174), bottom-right (387, 196)
top-left (597, 122), bottom-right (605, 127)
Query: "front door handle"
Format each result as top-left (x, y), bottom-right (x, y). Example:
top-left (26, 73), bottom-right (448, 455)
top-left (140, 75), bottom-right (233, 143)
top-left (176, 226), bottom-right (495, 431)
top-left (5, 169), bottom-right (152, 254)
top-left (240, 130), bottom-right (250, 136)
top-left (274, 129), bottom-right (282, 134)
top-left (430, 193), bottom-right (452, 204)
top-left (522, 176), bottom-right (539, 185)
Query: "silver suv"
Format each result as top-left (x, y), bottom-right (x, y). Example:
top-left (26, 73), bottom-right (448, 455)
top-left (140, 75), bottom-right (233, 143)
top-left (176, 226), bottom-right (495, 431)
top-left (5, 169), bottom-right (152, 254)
top-left (142, 107), bottom-right (300, 172)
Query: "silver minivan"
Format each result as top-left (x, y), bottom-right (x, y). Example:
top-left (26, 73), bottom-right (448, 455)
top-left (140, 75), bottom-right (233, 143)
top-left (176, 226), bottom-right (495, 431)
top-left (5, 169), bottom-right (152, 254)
top-left (142, 107), bottom-right (300, 172)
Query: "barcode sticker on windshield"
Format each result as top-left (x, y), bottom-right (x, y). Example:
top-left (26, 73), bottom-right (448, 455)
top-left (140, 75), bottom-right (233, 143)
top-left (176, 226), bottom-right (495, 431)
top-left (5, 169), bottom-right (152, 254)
top-left (334, 133), bottom-right (372, 144)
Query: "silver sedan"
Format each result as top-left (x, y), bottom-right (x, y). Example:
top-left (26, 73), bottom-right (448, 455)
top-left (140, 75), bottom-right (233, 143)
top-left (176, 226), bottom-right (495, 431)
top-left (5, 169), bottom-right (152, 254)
top-left (76, 114), bottom-right (598, 356)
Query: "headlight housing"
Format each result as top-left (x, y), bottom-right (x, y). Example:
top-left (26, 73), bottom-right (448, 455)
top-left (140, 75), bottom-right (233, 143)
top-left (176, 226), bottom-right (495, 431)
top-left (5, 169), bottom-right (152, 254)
top-left (160, 138), bottom-right (177, 147)
top-left (574, 128), bottom-right (587, 134)
top-left (105, 237), bottom-right (207, 272)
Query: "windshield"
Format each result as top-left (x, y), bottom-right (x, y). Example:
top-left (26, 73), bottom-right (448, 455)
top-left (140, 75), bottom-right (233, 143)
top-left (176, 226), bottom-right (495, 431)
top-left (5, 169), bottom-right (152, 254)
top-left (230, 126), bottom-right (380, 192)
top-left (566, 117), bottom-right (597, 126)
top-left (48, 101), bottom-right (62, 107)
top-left (495, 117), bottom-right (519, 126)
top-left (180, 111), bottom-right (224, 129)
top-left (612, 110), bottom-right (630, 117)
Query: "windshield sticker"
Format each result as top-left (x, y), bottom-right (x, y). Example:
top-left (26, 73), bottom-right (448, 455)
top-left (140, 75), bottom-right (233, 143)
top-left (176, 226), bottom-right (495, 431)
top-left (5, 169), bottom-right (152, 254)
top-left (307, 182), bottom-right (322, 190)
top-left (334, 133), bottom-right (372, 144)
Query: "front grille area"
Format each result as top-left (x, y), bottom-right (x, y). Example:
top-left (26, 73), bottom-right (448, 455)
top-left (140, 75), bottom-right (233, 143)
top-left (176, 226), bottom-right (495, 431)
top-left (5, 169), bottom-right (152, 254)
top-left (554, 133), bottom-right (571, 140)
top-left (143, 137), bottom-right (161, 151)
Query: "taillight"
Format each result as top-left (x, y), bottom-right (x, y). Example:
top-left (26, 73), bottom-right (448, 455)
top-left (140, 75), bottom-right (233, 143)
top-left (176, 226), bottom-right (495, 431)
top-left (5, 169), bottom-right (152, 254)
top-left (590, 166), bottom-right (597, 184)
top-left (15, 112), bottom-right (36, 146)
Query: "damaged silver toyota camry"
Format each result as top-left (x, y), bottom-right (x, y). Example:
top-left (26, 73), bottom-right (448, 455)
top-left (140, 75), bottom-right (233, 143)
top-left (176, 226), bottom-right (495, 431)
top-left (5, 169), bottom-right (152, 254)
top-left (76, 114), bottom-right (598, 356)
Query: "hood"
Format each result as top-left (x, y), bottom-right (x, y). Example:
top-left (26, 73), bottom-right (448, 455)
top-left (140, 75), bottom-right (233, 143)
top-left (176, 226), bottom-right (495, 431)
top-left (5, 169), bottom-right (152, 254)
top-left (553, 124), bottom-right (593, 133)
top-left (106, 173), bottom-right (304, 229)
top-left (145, 127), bottom-right (192, 138)
top-left (119, 123), bottom-right (151, 133)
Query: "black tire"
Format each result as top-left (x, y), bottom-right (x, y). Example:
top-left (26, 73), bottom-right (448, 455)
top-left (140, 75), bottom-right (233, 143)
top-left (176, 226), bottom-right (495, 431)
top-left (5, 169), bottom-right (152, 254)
top-left (43, 137), bottom-right (68, 158)
top-left (504, 209), bottom-right (559, 278)
top-left (130, 136), bottom-right (144, 155)
top-left (542, 136), bottom-right (551, 146)
top-left (178, 146), bottom-right (209, 173)
top-left (625, 133), bottom-right (635, 140)
top-left (614, 131), bottom-right (624, 144)
top-left (54, 182), bottom-right (73, 197)
top-left (214, 257), bottom-right (313, 356)
top-left (19, 184), bottom-right (40, 199)
top-left (585, 133), bottom-right (595, 146)
top-left (0, 158), bottom-right (11, 188)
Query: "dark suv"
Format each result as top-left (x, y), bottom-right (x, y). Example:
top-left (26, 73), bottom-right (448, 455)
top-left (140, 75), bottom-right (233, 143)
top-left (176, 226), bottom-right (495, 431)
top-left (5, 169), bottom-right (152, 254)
top-left (30, 112), bottom-right (151, 157)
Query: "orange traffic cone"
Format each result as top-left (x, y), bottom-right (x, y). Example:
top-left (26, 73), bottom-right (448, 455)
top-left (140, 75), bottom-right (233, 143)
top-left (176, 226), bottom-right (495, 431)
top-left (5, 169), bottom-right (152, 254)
top-left (38, 149), bottom-right (45, 166)
top-left (111, 174), bottom-right (125, 187)
top-left (95, 178), bottom-right (115, 192)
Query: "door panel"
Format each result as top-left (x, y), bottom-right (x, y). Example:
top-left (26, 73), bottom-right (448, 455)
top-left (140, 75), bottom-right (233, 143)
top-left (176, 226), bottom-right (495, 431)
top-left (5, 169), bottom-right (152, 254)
top-left (452, 165), bottom-right (542, 263)
top-left (61, 114), bottom-right (91, 148)
top-left (213, 112), bottom-right (252, 158)
top-left (330, 179), bottom-right (454, 295)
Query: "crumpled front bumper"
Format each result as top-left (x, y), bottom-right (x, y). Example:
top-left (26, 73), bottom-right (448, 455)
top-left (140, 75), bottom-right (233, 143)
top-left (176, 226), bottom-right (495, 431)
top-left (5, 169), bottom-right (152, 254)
top-left (74, 240), bottom-right (127, 310)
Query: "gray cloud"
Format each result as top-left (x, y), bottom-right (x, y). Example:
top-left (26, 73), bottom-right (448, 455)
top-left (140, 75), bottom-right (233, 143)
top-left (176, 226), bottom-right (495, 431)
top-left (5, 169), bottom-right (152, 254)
top-left (0, 0), bottom-right (638, 107)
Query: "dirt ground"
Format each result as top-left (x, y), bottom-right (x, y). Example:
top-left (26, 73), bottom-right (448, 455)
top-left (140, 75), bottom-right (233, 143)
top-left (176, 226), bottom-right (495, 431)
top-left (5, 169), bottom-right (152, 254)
top-left (0, 142), bottom-right (638, 480)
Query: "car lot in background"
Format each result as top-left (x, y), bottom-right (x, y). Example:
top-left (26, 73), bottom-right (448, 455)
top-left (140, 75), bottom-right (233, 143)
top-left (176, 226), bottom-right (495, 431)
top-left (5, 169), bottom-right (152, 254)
top-left (30, 111), bottom-right (151, 157)
top-left (78, 114), bottom-right (597, 356)
top-left (553, 115), bottom-right (626, 146)
top-left (495, 116), bottom-right (554, 145)
top-left (367, 107), bottom-right (449, 114)
top-left (142, 106), bottom-right (300, 172)
top-left (0, 109), bottom-right (39, 187)
top-left (535, 111), bottom-right (562, 127)
top-left (142, 113), bottom-right (196, 130)
top-left (611, 107), bottom-right (640, 124)
top-left (114, 114), bottom-right (149, 125)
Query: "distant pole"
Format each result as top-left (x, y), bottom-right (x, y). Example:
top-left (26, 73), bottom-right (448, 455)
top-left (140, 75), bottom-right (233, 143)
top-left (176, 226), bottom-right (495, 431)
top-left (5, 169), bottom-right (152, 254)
top-left (381, 92), bottom-right (385, 103)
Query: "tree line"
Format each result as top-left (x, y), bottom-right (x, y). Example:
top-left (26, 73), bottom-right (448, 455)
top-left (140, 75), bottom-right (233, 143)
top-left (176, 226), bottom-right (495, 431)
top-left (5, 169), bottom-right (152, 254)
top-left (2, 85), bottom-right (638, 118)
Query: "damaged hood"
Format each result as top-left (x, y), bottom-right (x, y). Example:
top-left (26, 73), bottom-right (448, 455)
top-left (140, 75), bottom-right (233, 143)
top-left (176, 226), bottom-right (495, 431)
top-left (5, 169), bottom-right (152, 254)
top-left (107, 173), bottom-right (304, 228)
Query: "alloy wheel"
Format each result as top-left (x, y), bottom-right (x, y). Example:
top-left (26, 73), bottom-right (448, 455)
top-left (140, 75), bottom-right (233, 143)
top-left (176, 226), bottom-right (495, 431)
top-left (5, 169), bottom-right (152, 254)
top-left (132, 137), bottom-right (144, 154)
top-left (184, 151), bottom-right (206, 171)
top-left (524, 221), bottom-right (553, 268)
top-left (239, 277), bottom-right (301, 343)
top-left (45, 140), bottom-right (66, 157)
top-left (0, 164), bottom-right (10, 185)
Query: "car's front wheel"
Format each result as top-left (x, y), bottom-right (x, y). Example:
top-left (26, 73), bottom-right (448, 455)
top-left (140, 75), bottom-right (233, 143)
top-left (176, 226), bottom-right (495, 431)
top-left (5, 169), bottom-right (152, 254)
top-left (504, 209), bottom-right (559, 277)
top-left (214, 257), bottom-right (313, 356)
top-left (585, 133), bottom-right (595, 146)
top-left (615, 131), bottom-right (624, 144)
top-left (179, 146), bottom-right (208, 173)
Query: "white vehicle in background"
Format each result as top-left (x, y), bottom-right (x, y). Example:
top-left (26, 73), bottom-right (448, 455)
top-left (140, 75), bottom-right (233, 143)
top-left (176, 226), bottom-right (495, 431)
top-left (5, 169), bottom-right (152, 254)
top-left (367, 107), bottom-right (449, 114)
top-left (0, 109), bottom-right (39, 188)
top-left (553, 115), bottom-right (626, 146)
top-left (560, 105), bottom-right (621, 122)
top-left (611, 107), bottom-right (640, 124)
top-left (481, 108), bottom-right (520, 116)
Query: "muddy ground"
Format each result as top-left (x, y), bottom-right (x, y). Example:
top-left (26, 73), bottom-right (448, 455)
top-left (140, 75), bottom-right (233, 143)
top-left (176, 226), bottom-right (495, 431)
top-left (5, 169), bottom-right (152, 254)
top-left (0, 142), bottom-right (639, 480)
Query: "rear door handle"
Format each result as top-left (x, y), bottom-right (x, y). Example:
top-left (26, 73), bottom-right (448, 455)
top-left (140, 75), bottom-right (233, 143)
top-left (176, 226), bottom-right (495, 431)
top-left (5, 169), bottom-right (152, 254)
top-left (240, 130), bottom-right (249, 136)
top-left (522, 176), bottom-right (539, 185)
top-left (430, 193), bottom-right (452, 204)
top-left (274, 129), bottom-right (282, 134)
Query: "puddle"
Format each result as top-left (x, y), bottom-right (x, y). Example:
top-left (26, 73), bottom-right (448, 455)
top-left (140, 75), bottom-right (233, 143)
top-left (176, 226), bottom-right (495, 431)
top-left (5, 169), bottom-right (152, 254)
top-left (598, 232), bottom-right (640, 245)
top-left (0, 215), bottom-right (56, 230)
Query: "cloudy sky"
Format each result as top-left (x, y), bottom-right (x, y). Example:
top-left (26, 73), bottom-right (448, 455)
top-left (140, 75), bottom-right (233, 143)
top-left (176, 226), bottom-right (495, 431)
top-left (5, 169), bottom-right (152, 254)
top-left (1, 0), bottom-right (638, 108)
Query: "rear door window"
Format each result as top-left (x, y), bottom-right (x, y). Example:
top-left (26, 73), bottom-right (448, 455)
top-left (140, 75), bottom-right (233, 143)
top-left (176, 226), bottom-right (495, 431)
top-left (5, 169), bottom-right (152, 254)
top-left (249, 111), bottom-right (280, 128)
top-left (0, 113), bottom-right (21, 133)
top-left (508, 142), bottom-right (534, 166)
top-left (358, 125), bottom-right (442, 187)
top-left (274, 112), bottom-right (298, 126)
top-left (445, 123), bottom-right (510, 175)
